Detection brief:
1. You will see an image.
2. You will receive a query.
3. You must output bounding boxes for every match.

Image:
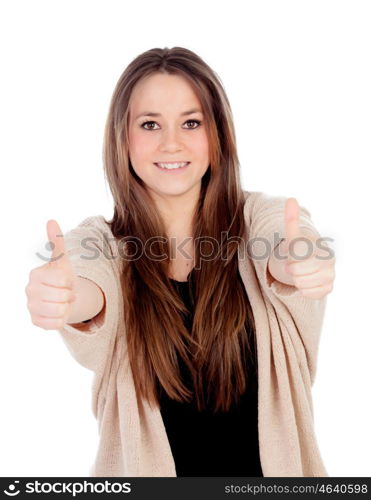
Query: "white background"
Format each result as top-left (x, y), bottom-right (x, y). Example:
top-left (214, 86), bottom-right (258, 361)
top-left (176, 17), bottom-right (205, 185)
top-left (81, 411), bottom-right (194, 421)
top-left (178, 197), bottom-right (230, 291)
top-left (1, 0), bottom-right (370, 477)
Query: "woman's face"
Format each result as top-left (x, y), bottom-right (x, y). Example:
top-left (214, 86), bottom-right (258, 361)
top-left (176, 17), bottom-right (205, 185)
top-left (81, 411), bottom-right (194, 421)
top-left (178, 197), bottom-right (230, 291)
top-left (128, 72), bottom-right (210, 199)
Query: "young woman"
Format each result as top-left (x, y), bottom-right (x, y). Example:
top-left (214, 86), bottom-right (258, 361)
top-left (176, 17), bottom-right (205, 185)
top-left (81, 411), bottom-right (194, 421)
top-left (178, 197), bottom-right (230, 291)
top-left (25, 47), bottom-right (336, 477)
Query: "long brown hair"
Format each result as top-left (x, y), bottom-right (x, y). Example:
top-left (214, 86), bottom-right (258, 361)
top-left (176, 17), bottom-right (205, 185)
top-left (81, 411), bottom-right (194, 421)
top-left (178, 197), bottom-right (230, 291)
top-left (102, 47), bottom-right (256, 414)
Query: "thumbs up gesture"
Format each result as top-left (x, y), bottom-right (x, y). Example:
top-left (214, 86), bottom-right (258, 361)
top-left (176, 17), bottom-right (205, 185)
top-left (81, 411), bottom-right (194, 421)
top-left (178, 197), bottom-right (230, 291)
top-left (25, 220), bottom-right (78, 329)
top-left (281, 198), bottom-right (336, 299)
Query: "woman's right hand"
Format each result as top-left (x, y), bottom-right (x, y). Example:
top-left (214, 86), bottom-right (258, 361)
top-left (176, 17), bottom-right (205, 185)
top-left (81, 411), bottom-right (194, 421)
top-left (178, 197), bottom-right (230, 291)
top-left (25, 220), bottom-right (78, 330)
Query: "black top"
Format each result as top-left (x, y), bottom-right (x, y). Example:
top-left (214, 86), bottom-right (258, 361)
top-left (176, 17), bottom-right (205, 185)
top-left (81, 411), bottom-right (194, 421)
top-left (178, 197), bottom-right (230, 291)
top-left (159, 272), bottom-right (263, 477)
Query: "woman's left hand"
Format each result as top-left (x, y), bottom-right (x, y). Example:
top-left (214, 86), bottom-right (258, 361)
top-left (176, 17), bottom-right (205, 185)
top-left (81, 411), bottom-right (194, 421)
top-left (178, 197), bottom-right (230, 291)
top-left (283, 197), bottom-right (336, 299)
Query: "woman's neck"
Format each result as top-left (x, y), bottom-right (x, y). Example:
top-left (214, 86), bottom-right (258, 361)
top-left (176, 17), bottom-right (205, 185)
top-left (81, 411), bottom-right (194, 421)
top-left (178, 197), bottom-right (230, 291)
top-left (150, 186), bottom-right (200, 239)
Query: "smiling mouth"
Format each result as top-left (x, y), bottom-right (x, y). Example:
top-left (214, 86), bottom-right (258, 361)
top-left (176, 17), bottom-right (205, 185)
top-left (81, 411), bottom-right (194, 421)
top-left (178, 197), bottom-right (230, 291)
top-left (154, 162), bottom-right (191, 171)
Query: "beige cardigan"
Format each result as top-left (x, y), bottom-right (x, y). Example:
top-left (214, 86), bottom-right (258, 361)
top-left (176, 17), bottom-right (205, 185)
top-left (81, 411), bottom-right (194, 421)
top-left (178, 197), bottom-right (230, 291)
top-left (58, 190), bottom-right (328, 477)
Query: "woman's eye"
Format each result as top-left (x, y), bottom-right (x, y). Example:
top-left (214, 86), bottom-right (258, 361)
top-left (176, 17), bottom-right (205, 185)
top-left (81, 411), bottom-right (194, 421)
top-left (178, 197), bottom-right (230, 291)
top-left (140, 119), bottom-right (201, 130)
top-left (185, 119), bottom-right (201, 129)
top-left (141, 121), bottom-right (158, 130)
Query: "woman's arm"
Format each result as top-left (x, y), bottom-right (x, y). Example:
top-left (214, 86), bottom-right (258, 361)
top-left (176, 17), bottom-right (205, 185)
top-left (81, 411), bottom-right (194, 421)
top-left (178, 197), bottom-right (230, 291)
top-left (247, 191), bottom-right (332, 384)
top-left (56, 215), bottom-right (120, 375)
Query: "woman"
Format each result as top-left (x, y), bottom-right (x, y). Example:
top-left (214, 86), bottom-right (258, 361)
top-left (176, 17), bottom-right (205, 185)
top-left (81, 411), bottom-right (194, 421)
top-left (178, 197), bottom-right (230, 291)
top-left (25, 47), bottom-right (335, 477)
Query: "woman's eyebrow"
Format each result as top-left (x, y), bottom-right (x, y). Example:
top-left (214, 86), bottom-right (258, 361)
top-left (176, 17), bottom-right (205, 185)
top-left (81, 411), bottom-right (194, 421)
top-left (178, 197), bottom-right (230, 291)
top-left (135, 108), bottom-right (203, 120)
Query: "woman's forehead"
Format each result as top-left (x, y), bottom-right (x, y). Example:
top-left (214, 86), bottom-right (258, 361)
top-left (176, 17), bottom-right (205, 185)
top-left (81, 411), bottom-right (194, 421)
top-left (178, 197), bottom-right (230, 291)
top-left (129, 73), bottom-right (202, 113)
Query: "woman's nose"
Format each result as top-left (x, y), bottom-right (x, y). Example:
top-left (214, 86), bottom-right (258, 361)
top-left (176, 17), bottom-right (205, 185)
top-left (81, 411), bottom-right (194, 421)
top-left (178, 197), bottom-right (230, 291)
top-left (159, 127), bottom-right (184, 150)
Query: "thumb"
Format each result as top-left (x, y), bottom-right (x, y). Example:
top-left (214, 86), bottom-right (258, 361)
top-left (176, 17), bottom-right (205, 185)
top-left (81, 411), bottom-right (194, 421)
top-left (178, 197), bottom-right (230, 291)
top-left (46, 219), bottom-right (69, 267)
top-left (284, 197), bottom-right (302, 262)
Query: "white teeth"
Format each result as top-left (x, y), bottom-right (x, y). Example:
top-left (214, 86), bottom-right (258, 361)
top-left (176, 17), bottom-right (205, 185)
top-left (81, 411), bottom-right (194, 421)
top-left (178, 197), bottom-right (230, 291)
top-left (156, 162), bottom-right (189, 169)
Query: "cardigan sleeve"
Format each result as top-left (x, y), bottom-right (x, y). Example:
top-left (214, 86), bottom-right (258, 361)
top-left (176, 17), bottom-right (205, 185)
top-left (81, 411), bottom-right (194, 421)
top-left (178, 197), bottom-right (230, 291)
top-left (56, 216), bottom-right (120, 376)
top-left (248, 192), bottom-right (329, 385)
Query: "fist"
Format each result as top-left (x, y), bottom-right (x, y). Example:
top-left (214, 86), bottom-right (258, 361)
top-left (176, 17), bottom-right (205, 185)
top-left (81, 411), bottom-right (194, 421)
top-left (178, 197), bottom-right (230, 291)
top-left (283, 197), bottom-right (336, 299)
top-left (25, 220), bottom-right (78, 330)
